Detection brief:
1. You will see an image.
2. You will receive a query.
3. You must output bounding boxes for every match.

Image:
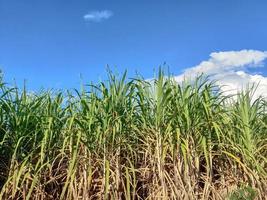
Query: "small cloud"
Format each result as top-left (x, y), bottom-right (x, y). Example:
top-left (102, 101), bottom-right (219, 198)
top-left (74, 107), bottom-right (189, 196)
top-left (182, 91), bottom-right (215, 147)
top-left (84, 10), bottom-right (113, 22)
top-left (175, 50), bottom-right (267, 99)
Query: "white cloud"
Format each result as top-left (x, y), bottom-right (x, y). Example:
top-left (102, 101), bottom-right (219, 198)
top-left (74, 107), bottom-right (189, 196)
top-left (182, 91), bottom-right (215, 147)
top-left (175, 50), bottom-right (267, 99)
top-left (84, 10), bottom-right (113, 22)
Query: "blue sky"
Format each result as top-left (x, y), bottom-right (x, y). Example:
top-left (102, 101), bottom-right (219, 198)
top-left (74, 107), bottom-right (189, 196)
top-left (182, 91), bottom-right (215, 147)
top-left (1, 0), bottom-right (267, 91)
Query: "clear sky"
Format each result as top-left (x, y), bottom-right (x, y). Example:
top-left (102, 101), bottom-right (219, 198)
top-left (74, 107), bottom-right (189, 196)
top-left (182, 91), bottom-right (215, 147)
top-left (1, 0), bottom-right (267, 90)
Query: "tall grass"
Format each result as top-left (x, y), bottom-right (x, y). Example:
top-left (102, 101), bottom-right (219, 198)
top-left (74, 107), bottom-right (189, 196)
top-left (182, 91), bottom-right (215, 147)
top-left (0, 70), bottom-right (266, 199)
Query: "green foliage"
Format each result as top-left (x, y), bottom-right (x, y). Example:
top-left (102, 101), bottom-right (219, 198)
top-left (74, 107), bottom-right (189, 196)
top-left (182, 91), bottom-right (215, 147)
top-left (0, 69), bottom-right (266, 199)
top-left (228, 186), bottom-right (257, 200)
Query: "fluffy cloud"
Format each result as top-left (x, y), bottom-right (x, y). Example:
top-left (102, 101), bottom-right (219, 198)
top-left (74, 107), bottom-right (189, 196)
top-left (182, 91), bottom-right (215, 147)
top-left (175, 50), bottom-right (267, 99)
top-left (84, 10), bottom-right (113, 22)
